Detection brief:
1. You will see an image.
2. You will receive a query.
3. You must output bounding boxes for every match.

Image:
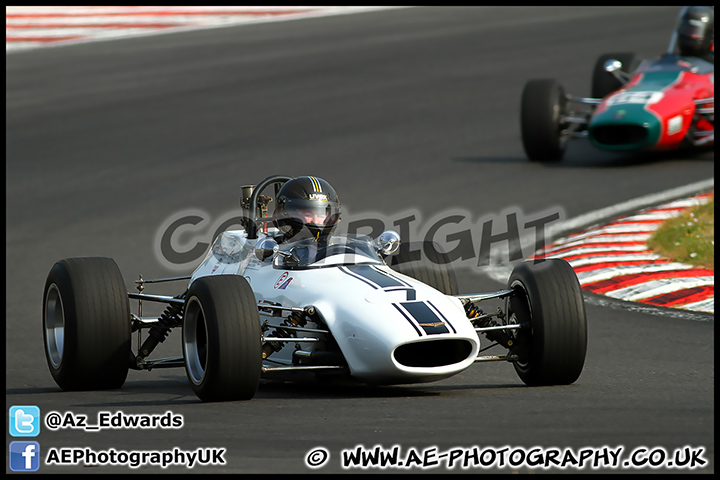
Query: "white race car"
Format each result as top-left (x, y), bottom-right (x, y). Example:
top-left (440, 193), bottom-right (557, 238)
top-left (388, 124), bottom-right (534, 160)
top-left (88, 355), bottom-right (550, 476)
top-left (42, 175), bottom-right (587, 402)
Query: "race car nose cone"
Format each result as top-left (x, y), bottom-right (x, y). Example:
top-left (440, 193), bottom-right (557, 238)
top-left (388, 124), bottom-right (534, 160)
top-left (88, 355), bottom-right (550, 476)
top-left (589, 106), bottom-right (661, 150)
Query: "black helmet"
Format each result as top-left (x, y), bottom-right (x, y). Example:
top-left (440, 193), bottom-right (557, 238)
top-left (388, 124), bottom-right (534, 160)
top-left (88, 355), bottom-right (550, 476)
top-left (274, 176), bottom-right (341, 241)
top-left (677, 6), bottom-right (714, 57)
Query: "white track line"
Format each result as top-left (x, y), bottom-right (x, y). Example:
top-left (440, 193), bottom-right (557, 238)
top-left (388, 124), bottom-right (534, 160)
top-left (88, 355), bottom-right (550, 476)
top-left (6, 6), bottom-right (410, 52)
top-left (484, 178), bottom-right (714, 314)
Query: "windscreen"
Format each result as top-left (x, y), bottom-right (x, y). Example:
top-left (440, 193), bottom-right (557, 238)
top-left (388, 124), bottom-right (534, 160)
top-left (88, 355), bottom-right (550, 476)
top-left (636, 54), bottom-right (713, 74)
top-left (276, 234), bottom-right (383, 269)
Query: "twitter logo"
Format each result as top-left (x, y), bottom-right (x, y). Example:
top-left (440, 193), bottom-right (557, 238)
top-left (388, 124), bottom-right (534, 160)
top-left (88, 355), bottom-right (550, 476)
top-left (9, 406), bottom-right (40, 437)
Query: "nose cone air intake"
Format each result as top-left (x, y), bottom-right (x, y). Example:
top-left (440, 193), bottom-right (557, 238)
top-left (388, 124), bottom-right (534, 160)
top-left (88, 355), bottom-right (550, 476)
top-left (589, 105), bottom-right (661, 150)
top-left (393, 339), bottom-right (475, 368)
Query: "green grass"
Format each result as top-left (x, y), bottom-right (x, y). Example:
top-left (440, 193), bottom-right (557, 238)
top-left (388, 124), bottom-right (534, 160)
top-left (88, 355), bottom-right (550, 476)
top-left (647, 195), bottom-right (714, 270)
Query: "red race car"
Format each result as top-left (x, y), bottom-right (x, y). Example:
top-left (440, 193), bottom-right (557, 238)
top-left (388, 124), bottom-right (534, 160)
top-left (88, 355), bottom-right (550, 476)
top-left (521, 6), bottom-right (714, 162)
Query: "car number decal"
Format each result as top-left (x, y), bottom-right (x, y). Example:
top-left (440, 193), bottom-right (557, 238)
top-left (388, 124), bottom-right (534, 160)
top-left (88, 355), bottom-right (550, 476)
top-left (605, 91), bottom-right (664, 106)
top-left (340, 265), bottom-right (457, 337)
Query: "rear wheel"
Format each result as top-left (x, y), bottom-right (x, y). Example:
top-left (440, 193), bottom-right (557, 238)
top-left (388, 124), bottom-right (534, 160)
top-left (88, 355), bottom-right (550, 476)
top-left (183, 275), bottom-right (262, 402)
top-left (389, 241), bottom-right (458, 295)
top-left (42, 257), bottom-right (131, 390)
top-left (520, 79), bottom-right (568, 162)
top-left (508, 259), bottom-right (587, 386)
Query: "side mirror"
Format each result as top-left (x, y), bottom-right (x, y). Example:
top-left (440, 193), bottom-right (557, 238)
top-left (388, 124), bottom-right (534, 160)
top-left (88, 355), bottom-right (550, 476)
top-left (604, 59), bottom-right (622, 73)
top-left (254, 237), bottom-right (279, 261)
top-left (375, 230), bottom-right (401, 256)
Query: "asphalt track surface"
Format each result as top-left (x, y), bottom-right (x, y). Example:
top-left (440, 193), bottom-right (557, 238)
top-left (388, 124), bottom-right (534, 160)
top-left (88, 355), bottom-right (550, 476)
top-left (6, 7), bottom-right (714, 473)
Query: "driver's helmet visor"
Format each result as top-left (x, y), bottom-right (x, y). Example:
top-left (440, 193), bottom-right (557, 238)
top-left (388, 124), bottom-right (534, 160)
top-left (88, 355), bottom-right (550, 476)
top-left (285, 199), bottom-right (339, 227)
top-left (679, 21), bottom-right (708, 40)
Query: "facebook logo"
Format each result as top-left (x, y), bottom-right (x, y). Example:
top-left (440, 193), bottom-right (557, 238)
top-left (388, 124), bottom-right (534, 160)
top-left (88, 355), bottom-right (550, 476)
top-left (9, 441), bottom-right (41, 472)
top-left (9, 405), bottom-right (40, 437)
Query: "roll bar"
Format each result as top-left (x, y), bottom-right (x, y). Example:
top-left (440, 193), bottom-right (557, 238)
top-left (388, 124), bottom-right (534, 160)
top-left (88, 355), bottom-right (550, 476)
top-left (246, 174), bottom-right (293, 239)
top-left (667, 6), bottom-right (690, 54)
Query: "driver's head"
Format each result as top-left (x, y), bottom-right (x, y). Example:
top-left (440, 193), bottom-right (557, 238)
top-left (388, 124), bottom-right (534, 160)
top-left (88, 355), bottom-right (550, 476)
top-left (274, 176), bottom-right (341, 241)
top-left (677, 6), bottom-right (714, 57)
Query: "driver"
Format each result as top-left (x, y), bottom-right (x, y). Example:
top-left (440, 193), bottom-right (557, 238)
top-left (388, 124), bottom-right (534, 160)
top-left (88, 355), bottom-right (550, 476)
top-left (272, 176), bottom-right (341, 244)
top-left (676, 6), bottom-right (714, 63)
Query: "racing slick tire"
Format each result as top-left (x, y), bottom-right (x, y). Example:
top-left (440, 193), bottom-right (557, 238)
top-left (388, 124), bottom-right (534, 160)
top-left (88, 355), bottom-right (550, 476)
top-left (389, 241), bottom-right (459, 295)
top-left (507, 259), bottom-right (587, 386)
top-left (591, 52), bottom-right (639, 99)
top-left (42, 257), bottom-right (131, 391)
top-left (183, 275), bottom-right (262, 402)
top-left (520, 79), bottom-right (568, 162)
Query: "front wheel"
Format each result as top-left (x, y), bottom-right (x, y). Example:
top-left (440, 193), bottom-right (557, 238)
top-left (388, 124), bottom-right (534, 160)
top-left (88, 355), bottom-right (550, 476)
top-left (520, 79), bottom-right (568, 162)
top-left (508, 259), bottom-right (587, 386)
top-left (183, 275), bottom-right (262, 402)
top-left (42, 257), bottom-right (131, 390)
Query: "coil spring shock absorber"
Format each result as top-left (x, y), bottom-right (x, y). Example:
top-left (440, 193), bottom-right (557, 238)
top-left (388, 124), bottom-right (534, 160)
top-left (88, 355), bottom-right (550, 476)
top-left (137, 300), bottom-right (184, 362)
top-left (465, 302), bottom-right (482, 320)
top-left (465, 302), bottom-right (514, 349)
top-left (262, 311), bottom-right (307, 359)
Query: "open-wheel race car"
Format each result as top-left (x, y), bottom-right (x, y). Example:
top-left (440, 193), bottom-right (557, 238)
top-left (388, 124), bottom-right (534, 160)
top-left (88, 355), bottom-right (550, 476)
top-left (42, 175), bottom-right (587, 402)
top-left (520, 6), bottom-right (714, 162)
